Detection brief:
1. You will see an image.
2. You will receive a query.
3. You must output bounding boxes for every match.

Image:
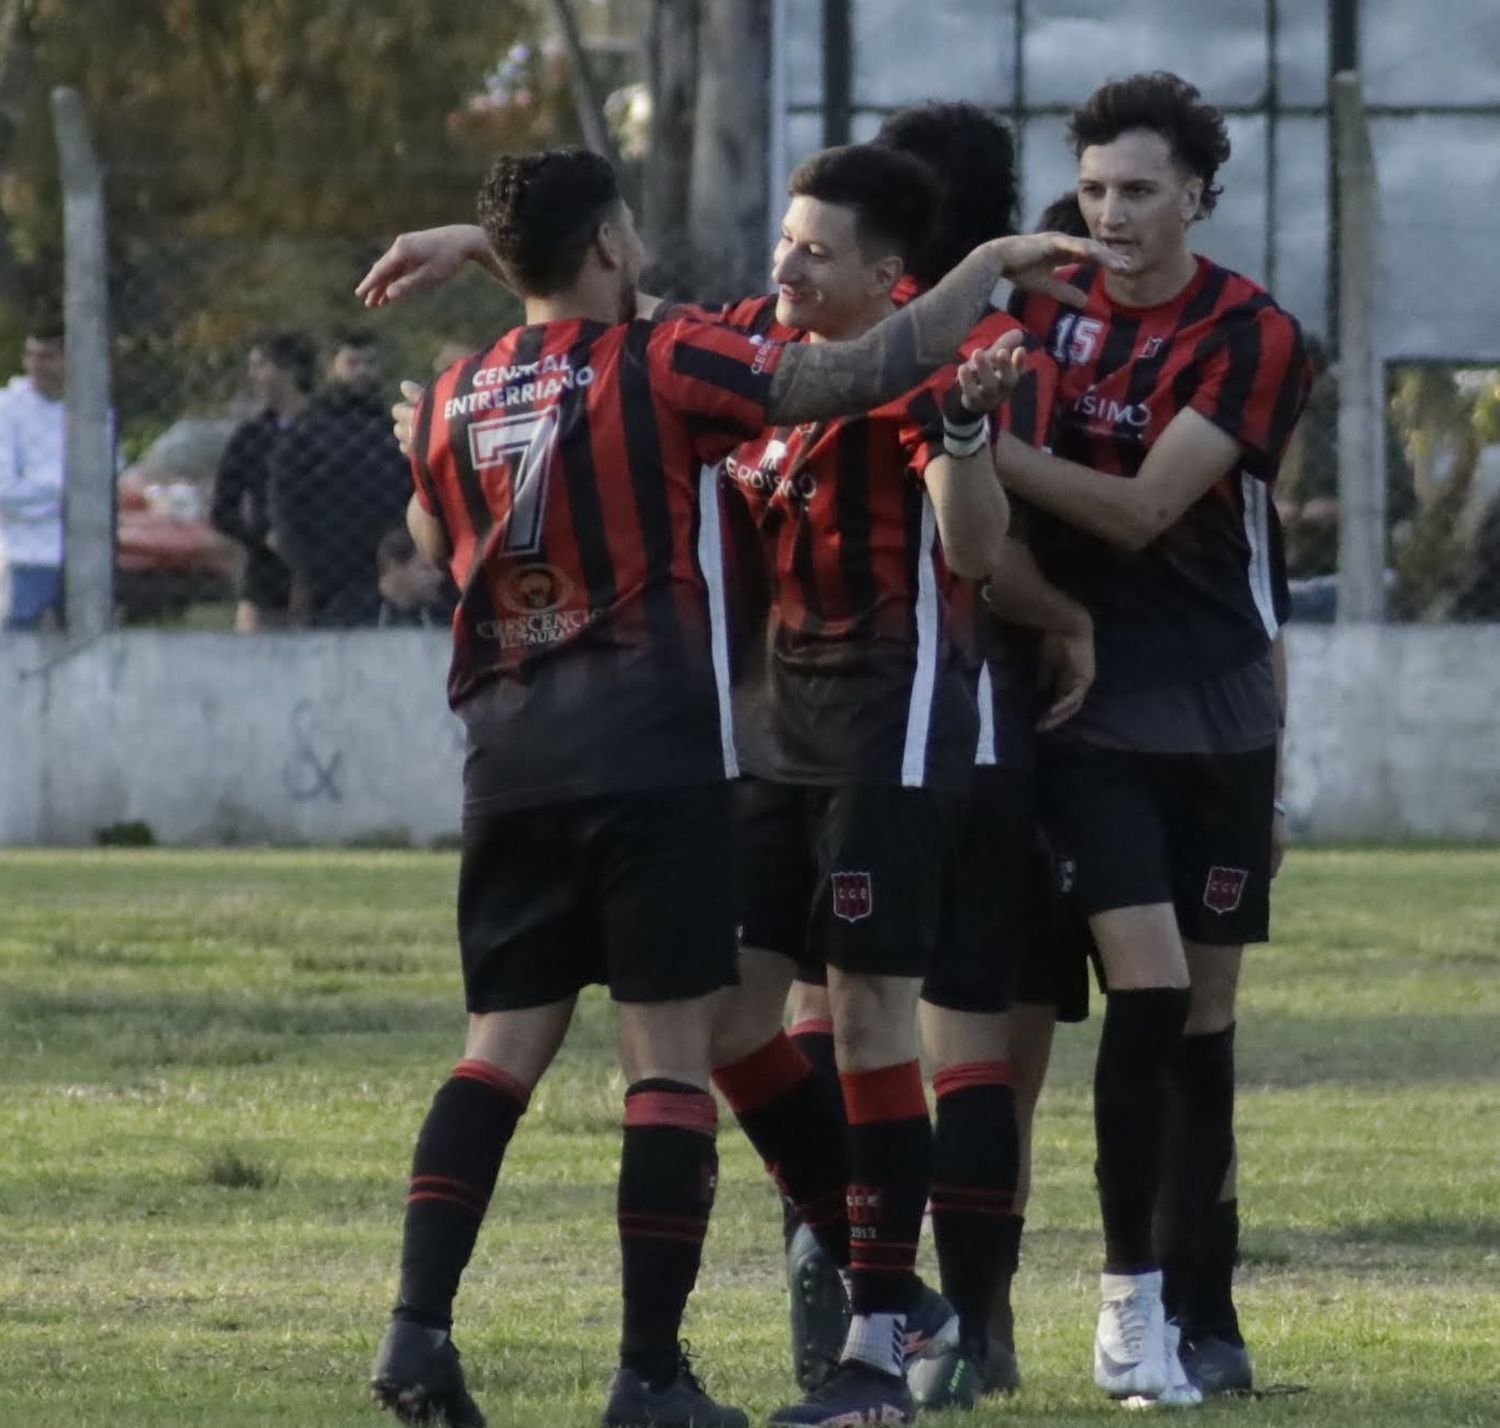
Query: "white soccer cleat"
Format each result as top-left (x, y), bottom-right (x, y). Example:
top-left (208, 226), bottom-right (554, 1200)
top-left (1093, 1270), bottom-right (1168, 1399)
top-left (1122, 1320), bottom-right (1205, 1410)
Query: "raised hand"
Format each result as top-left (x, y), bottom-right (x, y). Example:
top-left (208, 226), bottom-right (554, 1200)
top-left (956, 329), bottom-right (1027, 415)
top-left (356, 225), bottom-right (495, 308)
top-left (993, 230), bottom-right (1129, 308)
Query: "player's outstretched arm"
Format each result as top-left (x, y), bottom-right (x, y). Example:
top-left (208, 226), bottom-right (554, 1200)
top-left (765, 232), bottom-right (1123, 425)
top-left (357, 223), bottom-right (671, 316)
top-left (994, 406), bottom-right (1244, 551)
top-left (357, 225), bottom-right (508, 307)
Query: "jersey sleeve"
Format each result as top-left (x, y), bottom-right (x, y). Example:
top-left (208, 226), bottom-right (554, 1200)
top-left (647, 317), bottom-right (785, 462)
top-left (1186, 305), bottom-right (1312, 484)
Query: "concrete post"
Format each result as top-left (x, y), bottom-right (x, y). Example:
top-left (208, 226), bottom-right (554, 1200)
top-left (51, 86), bottom-right (114, 638)
top-left (1332, 70), bottom-right (1385, 622)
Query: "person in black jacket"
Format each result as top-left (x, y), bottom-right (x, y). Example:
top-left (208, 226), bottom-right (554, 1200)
top-left (269, 329), bottom-right (411, 627)
top-left (210, 331), bottom-right (314, 631)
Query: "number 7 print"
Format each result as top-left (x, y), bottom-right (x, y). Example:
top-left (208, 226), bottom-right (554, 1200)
top-left (467, 407), bottom-right (561, 555)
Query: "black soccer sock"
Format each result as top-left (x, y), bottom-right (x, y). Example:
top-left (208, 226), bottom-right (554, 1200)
top-left (1156, 1024), bottom-right (1236, 1323)
top-left (789, 1015), bottom-right (841, 1094)
top-left (989, 1214), bottom-right (1025, 1345)
top-left (929, 1061), bottom-right (1020, 1350)
top-left (395, 1058), bottom-right (529, 1329)
top-left (618, 1079), bottom-right (719, 1388)
top-left (1094, 988), bottom-right (1190, 1274)
top-left (1193, 1198), bottom-right (1244, 1345)
top-left (841, 1061), bottom-right (932, 1315)
top-left (784, 1016), bottom-right (845, 1245)
top-left (715, 1032), bottom-right (851, 1265)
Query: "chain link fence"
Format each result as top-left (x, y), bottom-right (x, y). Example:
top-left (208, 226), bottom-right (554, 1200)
top-left (107, 238), bottom-right (517, 630)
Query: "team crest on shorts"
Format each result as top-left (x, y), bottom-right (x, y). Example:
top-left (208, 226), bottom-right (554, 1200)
top-left (1203, 866), bottom-right (1249, 914)
top-left (830, 870), bottom-right (873, 923)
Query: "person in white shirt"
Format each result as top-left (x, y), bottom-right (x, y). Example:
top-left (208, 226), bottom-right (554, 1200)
top-left (0, 322), bottom-right (66, 629)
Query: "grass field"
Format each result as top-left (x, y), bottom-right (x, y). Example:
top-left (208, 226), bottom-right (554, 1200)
top-left (1, 848), bottom-right (1497, 1428)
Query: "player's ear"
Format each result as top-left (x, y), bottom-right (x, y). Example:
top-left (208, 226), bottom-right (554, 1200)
top-left (1180, 176), bottom-right (1204, 224)
top-left (594, 217), bottom-right (623, 271)
top-left (870, 253), bottom-right (903, 297)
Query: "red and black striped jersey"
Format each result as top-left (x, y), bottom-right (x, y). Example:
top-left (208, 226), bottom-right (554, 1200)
top-left (411, 315), bottom-right (781, 811)
top-left (1009, 256), bottom-right (1311, 692)
top-left (723, 346), bottom-right (978, 793)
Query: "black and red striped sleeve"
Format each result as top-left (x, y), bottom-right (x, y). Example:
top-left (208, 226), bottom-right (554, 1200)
top-left (647, 317), bottom-right (785, 461)
top-left (1187, 305), bottom-right (1312, 482)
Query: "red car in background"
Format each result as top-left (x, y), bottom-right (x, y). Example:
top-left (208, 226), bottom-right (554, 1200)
top-left (115, 417), bottom-right (240, 622)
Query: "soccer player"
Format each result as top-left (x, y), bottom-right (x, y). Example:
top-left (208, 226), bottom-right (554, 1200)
top-left (1000, 73), bottom-right (1311, 1405)
top-left (363, 147), bottom-right (1113, 1428)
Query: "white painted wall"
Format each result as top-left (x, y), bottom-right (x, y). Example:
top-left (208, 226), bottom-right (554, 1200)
top-left (1, 626), bottom-right (1497, 845)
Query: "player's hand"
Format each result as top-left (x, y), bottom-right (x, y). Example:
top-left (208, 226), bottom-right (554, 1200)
top-left (1036, 624), bottom-right (1095, 731)
top-left (957, 329), bottom-right (1027, 414)
top-left (393, 381), bottom-right (424, 456)
top-left (357, 225), bottom-right (492, 308)
top-left (990, 231), bottom-right (1131, 308)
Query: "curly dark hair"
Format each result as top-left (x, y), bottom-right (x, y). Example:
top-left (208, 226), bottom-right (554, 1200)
top-left (476, 148), bottom-right (622, 295)
top-left (787, 143), bottom-right (939, 267)
top-left (876, 102), bottom-right (1018, 286)
top-left (1068, 72), bottom-right (1230, 218)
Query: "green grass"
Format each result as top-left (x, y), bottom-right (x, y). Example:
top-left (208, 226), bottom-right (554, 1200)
top-left (1, 848), bottom-right (1497, 1427)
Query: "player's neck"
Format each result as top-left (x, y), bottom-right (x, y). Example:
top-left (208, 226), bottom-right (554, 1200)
top-left (523, 274), bottom-right (626, 328)
top-left (806, 296), bottom-right (894, 345)
top-left (1103, 247), bottom-right (1199, 309)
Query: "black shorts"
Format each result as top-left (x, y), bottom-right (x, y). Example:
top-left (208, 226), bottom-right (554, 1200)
top-left (457, 784), bottom-right (738, 1011)
top-left (1038, 742), bottom-right (1276, 947)
top-left (735, 778), bottom-right (959, 979)
top-left (1011, 834), bottom-right (1098, 1022)
top-left (922, 766), bottom-right (1038, 1014)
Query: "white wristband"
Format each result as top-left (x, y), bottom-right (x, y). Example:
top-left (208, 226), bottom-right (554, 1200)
top-left (942, 412), bottom-right (989, 458)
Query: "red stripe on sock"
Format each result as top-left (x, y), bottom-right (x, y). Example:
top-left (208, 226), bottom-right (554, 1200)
top-left (712, 1033), bottom-right (813, 1115)
top-left (839, 1061), bottom-right (927, 1125)
top-left (932, 1060), bottom-right (1014, 1098)
top-left (623, 1088), bottom-right (718, 1135)
top-left (406, 1190), bottom-right (485, 1214)
top-left (788, 1017), bottom-right (834, 1040)
top-left (452, 1058), bottom-right (531, 1108)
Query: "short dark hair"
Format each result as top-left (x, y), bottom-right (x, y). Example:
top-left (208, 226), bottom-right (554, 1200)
top-left (255, 330), bottom-right (317, 393)
top-left (331, 326), bottom-right (378, 352)
top-left (876, 103), bottom-right (1017, 286)
top-left (1069, 72), bottom-right (1230, 218)
top-left (26, 315), bottom-right (64, 344)
top-left (1036, 190), bottom-right (1090, 239)
top-left (787, 144), bottom-right (938, 266)
top-left (477, 149), bottom-right (623, 295)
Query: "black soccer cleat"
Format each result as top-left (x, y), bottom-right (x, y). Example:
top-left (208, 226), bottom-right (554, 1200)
top-left (370, 1317), bottom-right (486, 1428)
top-left (1180, 1332), bottom-right (1254, 1396)
top-left (769, 1361), bottom-right (915, 1426)
top-left (786, 1221), bottom-right (849, 1391)
top-left (602, 1352), bottom-right (748, 1428)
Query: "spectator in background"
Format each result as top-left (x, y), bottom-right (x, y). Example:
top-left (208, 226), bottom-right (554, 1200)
top-left (210, 331), bottom-right (314, 632)
top-left (375, 526), bottom-right (454, 628)
top-left (0, 319), bottom-right (67, 630)
top-left (270, 329), bottom-right (409, 627)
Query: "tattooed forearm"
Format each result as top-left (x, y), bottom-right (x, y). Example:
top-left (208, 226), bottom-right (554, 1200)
top-left (765, 241), bottom-right (1005, 424)
top-left (765, 228), bottom-right (1118, 424)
